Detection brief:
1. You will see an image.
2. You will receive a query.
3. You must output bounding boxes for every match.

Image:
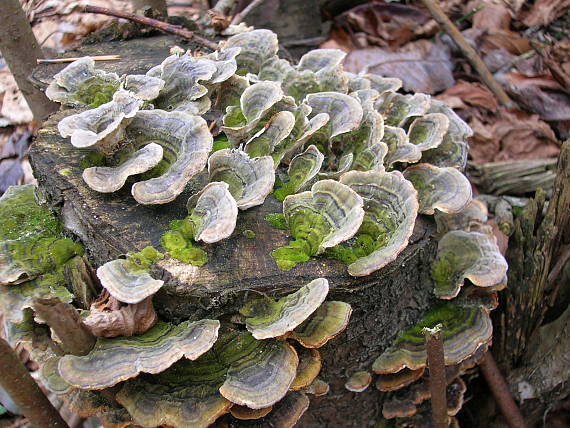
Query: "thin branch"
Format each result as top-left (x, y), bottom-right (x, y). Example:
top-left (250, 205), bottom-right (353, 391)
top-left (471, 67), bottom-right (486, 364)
top-left (38, 55), bottom-right (121, 64)
top-left (0, 338), bottom-right (69, 428)
top-left (83, 5), bottom-right (218, 50)
top-left (33, 297), bottom-right (96, 356)
top-left (480, 352), bottom-right (529, 428)
top-left (423, 325), bottom-right (448, 428)
top-left (420, 0), bottom-right (515, 108)
top-left (231, 0), bottom-right (265, 25)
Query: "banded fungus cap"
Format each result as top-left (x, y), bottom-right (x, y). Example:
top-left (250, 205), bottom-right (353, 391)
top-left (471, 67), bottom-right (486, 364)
top-left (290, 301), bottom-right (352, 348)
top-left (225, 29), bottom-right (279, 74)
top-left (239, 277), bottom-right (329, 339)
top-left (297, 49), bottom-right (347, 73)
top-left (186, 181), bottom-right (238, 243)
top-left (290, 348), bottom-right (322, 390)
top-left (407, 113), bottom-right (450, 152)
top-left (345, 371), bottom-right (373, 393)
top-left (305, 92), bottom-right (364, 139)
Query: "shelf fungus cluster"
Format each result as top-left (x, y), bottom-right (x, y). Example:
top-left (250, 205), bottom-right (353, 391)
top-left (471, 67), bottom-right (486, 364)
top-left (29, 25), bottom-right (512, 427)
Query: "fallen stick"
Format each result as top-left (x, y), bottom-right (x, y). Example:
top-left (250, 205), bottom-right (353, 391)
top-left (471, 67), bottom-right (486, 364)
top-left (423, 325), bottom-right (448, 428)
top-left (420, 0), bottom-right (515, 108)
top-left (231, 0), bottom-right (265, 25)
top-left (83, 5), bottom-right (218, 50)
top-left (38, 55), bottom-right (121, 64)
top-left (0, 338), bottom-right (69, 428)
top-left (480, 352), bottom-right (528, 428)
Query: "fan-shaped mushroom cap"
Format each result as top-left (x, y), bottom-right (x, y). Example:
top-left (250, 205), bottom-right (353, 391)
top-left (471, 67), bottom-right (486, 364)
top-left (46, 57), bottom-right (120, 107)
top-left (208, 149), bottom-right (274, 209)
top-left (365, 74), bottom-right (403, 94)
top-left (420, 99), bottom-right (472, 169)
top-left (203, 46), bottom-right (241, 83)
top-left (225, 29), bottom-right (279, 74)
top-left (376, 368), bottom-right (425, 391)
top-left (305, 92), bottom-right (363, 141)
top-left (407, 113), bottom-right (450, 151)
top-left (230, 405), bottom-right (273, 420)
top-left (298, 49), bottom-right (347, 72)
top-left (97, 259), bottom-right (163, 305)
top-left (258, 391), bottom-right (310, 427)
top-left (116, 358), bottom-right (232, 428)
top-left (216, 330), bottom-right (298, 409)
top-left (66, 389), bottom-right (116, 418)
top-left (123, 74), bottom-right (165, 100)
top-left (345, 371), bottom-right (372, 392)
top-left (382, 125), bottom-right (422, 168)
top-left (351, 142), bottom-right (388, 172)
top-left (404, 163), bottom-right (472, 214)
top-left (150, 54), bottom-right (217, 111)
top-left (339, 170), bottom-right (419, 277)
top-left (128, 110), bottom-right (212, 205)
top-left (432, 230), bottom-right (508, 299)
top-left (58, 90), bottom-right (142, 155)
top-left (435, 199), bottom-right (489, 235)
top-left (244, 111), bottom-right (296, 158)
top-left (290, 301), bottom-right (352, 348)
top-left (82, 143), bottom-right (163, 193)
top-left (291, 348), bottom-right (322, 390)
top-left (376, 92), bottom-right (431, 127)
top-left (39, 357), bottom-right (72, 395)
top-left (283, 180), bottom-right (365, 254)
top-left (275, 145), bottom-right (324, 200)
top-left (240, 278), bottom-right (329, 339)
top-left (186, 182), bottom-right (238, 243)
top-left (222, 81), bottom-right (284, 143)
top-left (372, 302), bottom-right (493, 373)
top-left (58, 320), bottom-right (220, 390)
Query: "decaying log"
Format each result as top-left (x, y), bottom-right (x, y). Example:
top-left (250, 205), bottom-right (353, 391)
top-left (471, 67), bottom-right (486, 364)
top-left (29, 34), bottom-right (440, 427)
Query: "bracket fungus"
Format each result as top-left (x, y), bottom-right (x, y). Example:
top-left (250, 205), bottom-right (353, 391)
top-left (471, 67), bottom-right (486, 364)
top-left (58, 319), bottom-right (220, 389)
top-left (58, 90), bottom-right (143, 155)
top-left (96, 247), bottom-right (164, 304)
top-left (225, 29), bottom-right (279, 74)
top-left (403, 163), bottom-right (472, 215)
top-left (376, 92), bottom-right (431, 128)
top-left (291, 348), bottom-right (322, 391)
top-left (382, 126), bottom-right (422, 169)
top-left (272, 180), bottom-right (364, 270)
top-left (345, 371), bottom-right (373, 393)
top-left (274, 144), bottom-right (324, 201)
top-left (432, 230), bottom-right (508, 299)
top-left (434, 199), bottom-right (489, 235)
top-left (239, 278), bottom-right (329, 339)
top-left (289, 301), bottom-right (352, 348)
top-left (243, 110), bottom-right (296, 159)
top-left (372, 302), bottom-right (492, 374)
top-left (208, 148), bottom-right (275, 209)
top-left (329, 170), bottom-right (418, 277)
top-left (407, 113), bottom-right (450, 152)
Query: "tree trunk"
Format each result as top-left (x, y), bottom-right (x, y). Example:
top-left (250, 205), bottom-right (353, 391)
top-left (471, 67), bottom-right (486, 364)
top-left (29, 34), bottom-right (440, 427)
top-left (0, 0), bottom-right (57, 122)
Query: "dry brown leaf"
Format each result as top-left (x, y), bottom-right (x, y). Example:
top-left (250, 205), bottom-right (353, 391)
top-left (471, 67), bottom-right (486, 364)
top-left (522, 0), bottom-right (570, 27)
top-left (462, 27), bottom-right (531, 57)
top-left (471, 2), bottom-right (512, 31)
top-left (539, 41), bottom-right (570, 92)
top-left (344, 39), bottom-right (455, 94)
top-left (438, 80), bottom-right (498, 112)
top-left (497, 72), bottom-right (570, 121)
top-left (342, 2), bottom-right (432, 48)
top-left (83, 290), bottom-right (157, 338)
top-left (0, 70), bottom-right (33, 125)
top-left (469, 108), bottom-right (559, 163)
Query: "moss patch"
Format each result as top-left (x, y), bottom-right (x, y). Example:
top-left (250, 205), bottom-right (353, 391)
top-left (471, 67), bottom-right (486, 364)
top-left (124, 246), bottom-right (164, 273)
top-left (265, 213), bottom-right (288, 230)
top-left (160, 219), bottom-right (208, 267)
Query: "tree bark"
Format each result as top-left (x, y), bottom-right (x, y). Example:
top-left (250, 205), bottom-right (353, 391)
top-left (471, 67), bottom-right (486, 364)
top-left (29, 34), bottom-right (440, 427)
top-left (0, 0), bottom-right (57, 122)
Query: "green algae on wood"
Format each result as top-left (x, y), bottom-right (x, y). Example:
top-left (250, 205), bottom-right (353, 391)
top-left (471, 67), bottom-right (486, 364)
top-left (58, 320), bottom-right (220, 389)
top-left (0, 184), bottom-right (83, 285)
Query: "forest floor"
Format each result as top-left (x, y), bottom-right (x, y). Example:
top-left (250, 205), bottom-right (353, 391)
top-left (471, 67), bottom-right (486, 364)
top-left (0, 0), bottom-right (568, 427)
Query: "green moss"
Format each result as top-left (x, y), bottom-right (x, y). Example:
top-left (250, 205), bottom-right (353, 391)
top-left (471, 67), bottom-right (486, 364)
top-left (79, 151), bottom-right (106, 169)
top-left (58, 168), bottom-right (73, 177)
top-left (265, 213), bottom-right (288, 230)
top-left (273, 182), bottom-right (297, 201)
top-left (212, 136), bottom-right (232, 153)
top-left (161, 218), bottom-right (207, 267)
top-left (243, 229), bottom-right (256, 239)
top-left (224, 106), bottom-right (247, 127)
top-left (123, 246), bottom-right (164, 273)
top-left (431, 251), bottom-right (459, 290)
top-left (245, 136), bottom-right (272, 158)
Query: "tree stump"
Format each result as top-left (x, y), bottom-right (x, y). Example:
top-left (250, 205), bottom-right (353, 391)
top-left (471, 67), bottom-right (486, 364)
top-left (30, 35), bottom-right (439, 427)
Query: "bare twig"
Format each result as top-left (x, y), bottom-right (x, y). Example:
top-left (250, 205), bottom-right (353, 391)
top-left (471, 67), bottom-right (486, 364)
top-left (33, 297), bottom-right (96, 356)
top-left (0, 338), bottom-right (69, 428)
top-left (420, 0), bottom-right (515, 108)
top-left (231, 0), bottom-right (265, 25)
top-left (38, 55), bottom-right (121, 64)
top-left (83, 5), bottom-right (218, 50)
top-left (480, 352), bottom-right (529, 428)
top-left (423, 325), bottom-right (448, 428)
